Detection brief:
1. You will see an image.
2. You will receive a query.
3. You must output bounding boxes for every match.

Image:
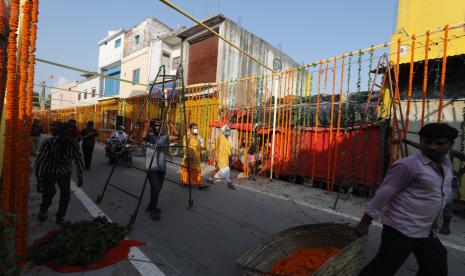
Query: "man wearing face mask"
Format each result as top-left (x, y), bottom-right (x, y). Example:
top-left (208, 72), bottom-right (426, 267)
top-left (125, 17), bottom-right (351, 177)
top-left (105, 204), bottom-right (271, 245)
top-left (213, 125), bottom-right (235, 190)
top-left (144, 119), bottom-right (178, 220)
top-left (109, 126), bottom-right (128, 142)
top-left (356, 123), bottom-right (458, 276)
top-left (180, 123), bottom-right (210, 190)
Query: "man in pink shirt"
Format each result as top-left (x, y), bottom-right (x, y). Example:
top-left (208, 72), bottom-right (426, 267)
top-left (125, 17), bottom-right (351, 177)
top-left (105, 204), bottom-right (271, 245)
top-left (356, 123), bottom-right (458, 276)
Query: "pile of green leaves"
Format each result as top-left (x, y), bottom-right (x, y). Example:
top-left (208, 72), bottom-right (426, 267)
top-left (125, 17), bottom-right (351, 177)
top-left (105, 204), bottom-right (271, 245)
top-left (1, 210), bottom-right (18, 276)
top-left (29, 216), bottom-right (127, 266)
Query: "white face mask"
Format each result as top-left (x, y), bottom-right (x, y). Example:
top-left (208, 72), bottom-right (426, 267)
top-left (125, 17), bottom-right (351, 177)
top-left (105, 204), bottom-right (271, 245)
top-left (192, 128), bottom-right (198, 134)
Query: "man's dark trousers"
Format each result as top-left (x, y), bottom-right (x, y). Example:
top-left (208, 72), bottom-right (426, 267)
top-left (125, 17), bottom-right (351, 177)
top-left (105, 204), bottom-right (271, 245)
top-left (82, 142), bottom-right (95, 169)
top-left (39, 174), bottom-right (71, 219)
top-left (147, 169), bottom-right (166, 211)
top-left (359, 225), bottom-right (447, 276)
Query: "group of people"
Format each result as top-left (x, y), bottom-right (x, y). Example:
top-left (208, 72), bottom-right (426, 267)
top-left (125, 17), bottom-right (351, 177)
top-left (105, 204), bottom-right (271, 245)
top-left (33, 119), bottom-right (99, 224)
top-left (31, 118), bottom-right (463, 276)
top-left (144, 120), bottom-right (236, 221)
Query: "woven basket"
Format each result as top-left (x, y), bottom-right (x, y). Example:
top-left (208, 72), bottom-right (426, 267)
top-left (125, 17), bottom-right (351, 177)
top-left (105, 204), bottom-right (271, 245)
top-left (236, 223), bottom-right (367, 276)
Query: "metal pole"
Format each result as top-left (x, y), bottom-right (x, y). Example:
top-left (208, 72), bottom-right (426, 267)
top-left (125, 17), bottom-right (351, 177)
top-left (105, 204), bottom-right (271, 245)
top-left (39, 81), bottom-right (46, 110)
top-left (179, 65), bottom-right (193, 208)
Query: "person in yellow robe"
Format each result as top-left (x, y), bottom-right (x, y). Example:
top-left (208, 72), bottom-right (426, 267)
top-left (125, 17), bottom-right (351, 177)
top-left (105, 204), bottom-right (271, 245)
top-left (212, 125), bottom-right (235, 190)
top-left (180, 123), bottom-right (210, 190)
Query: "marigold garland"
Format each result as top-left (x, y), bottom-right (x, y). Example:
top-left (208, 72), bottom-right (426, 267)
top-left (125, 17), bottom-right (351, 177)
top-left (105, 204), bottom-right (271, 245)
top-left (1, 0), bottom-right (20, 213)
top-left (14, 0), bottom-right (34, 263)
top-left (0, 0), bottom-right (9, 120)
top-left (269, 247), bottom-right (341, 276)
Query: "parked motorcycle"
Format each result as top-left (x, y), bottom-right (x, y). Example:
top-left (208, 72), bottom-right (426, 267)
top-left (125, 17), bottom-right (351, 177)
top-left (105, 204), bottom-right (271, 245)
top-left (104, 137), bottom-right (133, 167)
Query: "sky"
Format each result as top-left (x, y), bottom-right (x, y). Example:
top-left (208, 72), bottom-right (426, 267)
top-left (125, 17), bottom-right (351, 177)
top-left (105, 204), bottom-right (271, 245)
top-left (35, 0), bottom-right (398, 92)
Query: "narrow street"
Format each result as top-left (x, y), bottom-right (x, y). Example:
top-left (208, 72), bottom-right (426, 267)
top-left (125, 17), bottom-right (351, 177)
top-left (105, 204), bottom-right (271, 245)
top-left (27, 143), bottom-right (465, 275)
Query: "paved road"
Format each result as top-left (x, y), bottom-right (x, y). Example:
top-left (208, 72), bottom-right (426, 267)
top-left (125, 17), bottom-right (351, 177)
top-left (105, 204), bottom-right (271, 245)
top-left (74, 144), bottom-right (465, 276)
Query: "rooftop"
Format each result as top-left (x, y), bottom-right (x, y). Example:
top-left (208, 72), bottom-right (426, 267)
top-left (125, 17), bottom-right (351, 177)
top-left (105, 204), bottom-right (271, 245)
top-left (177, 14), bottom-right (225, 39)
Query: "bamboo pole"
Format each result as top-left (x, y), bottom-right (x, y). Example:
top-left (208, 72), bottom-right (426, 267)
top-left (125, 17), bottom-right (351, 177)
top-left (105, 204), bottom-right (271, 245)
top-left (261, 75), bottom-right (268, 165)
top-left (405, 35), bottom-right (416, 132)
top-left (278, 72), bottom-right (289, 173)
top-left (250, 77), bottom-right (257, 147)
top-left (437, 25), bottom-right (449, 123)
top-left (286, 70), bottom-right (296, 164)
top-left (238, 80), bottom-right (244, 149)
top-left (331, 56), bottom-right (346, 186)
top-left (269, 74), bottom-right (280, 180)
top-left (421, 31), bottom-right (430, 127)
top-left (311, 62), bottom-right (323, 184)
top-left (327, 58), bottom-right (338, 190)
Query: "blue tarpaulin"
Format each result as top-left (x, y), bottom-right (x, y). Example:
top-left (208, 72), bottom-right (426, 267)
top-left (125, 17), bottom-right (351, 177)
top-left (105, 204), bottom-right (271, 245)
top-left (149, 81), bottom-right (179, 99)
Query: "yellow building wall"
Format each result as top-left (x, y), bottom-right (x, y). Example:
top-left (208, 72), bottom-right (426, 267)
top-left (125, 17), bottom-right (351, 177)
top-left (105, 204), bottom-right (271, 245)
top-left (120, 51), bottom-right (149, 98)
top-left (391, 0), bottom-right (465, 64)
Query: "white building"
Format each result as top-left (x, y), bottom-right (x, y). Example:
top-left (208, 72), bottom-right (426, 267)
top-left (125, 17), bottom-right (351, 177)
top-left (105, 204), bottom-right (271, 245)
top-left (97, 29), bottom-right (125, 97)
top-left (50, 81), bottom-right (78, 110)
top-left (147, 29), bottom-right (183, 82)
top-left (75, 74), bottom-right (99, 104)
top-left (119, 18), bottom-right (174, 98)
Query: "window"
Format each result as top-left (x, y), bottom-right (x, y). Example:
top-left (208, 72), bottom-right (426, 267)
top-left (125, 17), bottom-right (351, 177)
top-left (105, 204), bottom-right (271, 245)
top-left (103, 110), bottom-right (118, 129)
top-left (78, 92), bottom-right (81, 101)
top-left (114, 38), bottom-right (121, 48)
top-left (162, 51), bottom-right (171, 71)
top-left (92, 88), bottom-right (96, 98)
top-left (103, 66), bottom-right (121, 96)
top-left (83, 90), bottom-right (88, 100)
top-left (132, 68), bottom-right (140, 84)
top-left (172, 56), bottom-right (180, 70)
top-left (135, 35), bottom-right (140, 45)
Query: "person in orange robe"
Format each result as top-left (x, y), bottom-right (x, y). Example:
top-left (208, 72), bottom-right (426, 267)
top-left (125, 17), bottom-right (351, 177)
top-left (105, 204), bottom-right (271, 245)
top-left (180, 123), bottom-right (210, 190)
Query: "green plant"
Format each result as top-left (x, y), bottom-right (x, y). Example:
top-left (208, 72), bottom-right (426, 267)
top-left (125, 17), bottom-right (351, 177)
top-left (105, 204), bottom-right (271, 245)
top-left (29, 216), bottom-right (127, 267)
top-left (0, 210), bottom-right (19, 276)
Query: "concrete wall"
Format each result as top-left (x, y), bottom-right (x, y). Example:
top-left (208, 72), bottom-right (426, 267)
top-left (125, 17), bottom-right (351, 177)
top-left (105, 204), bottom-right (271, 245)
top-left (50, 81), bottom-right (78, 110)
top-left (123, 18), bottom-right (172, 58)
top-left (392, 0), bottom-right (465, 64)
top-left (98, 30), bottom-right (124, 69)
top-left (120, 48), bottom-right (149, 98)
top-left (148, 39), bottom-right (181, 81)
top-left (179, 15), bottom-right (298, 85)
top-left (75, 77), bottom-right (99, 104)
top-left (217, 18), bottom-right (298, 82)
top-left (401, 99), bottom-right (465, 200)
